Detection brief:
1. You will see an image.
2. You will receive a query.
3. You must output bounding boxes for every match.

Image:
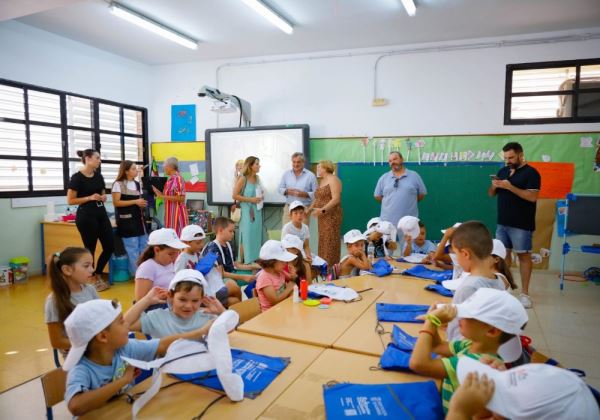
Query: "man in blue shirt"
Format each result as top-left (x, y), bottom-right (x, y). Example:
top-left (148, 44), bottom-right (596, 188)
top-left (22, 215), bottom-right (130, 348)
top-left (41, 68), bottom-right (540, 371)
top-left (374, 151), bottom-right (427, 227)
top-left (278, 152), bottom-right (317, 225)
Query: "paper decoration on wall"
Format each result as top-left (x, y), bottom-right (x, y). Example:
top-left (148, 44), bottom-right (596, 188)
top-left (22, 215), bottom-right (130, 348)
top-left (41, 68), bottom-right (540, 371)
top-left (171, 104), bottom-right (196, 142)
top-left (542, 155), bottom-right (551, 162)
top-left (580, 137), bottom-right (593, 147)
top-left (151, 141), bottom-right (207, 192)
top-left (378, 138), bottom-right (387, 165)
top-left (360, 137), bottom-right (369, 163)
top-left (528, 162), bottom-right (575, 199)
top-left (595, 140), bottom-right (600, 172)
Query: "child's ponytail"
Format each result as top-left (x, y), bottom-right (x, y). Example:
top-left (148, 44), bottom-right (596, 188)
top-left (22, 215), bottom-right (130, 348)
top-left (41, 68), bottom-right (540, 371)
top-left (495, 257), bottom-right (517, 290)
top-left (47, 247), bottom-right (91, 323)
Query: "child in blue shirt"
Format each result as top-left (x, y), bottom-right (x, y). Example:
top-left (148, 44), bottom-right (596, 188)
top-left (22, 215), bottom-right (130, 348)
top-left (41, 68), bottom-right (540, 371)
top-left (403, 221), bottom-right (437, 257)
top-left (63, 298), bottom-right (211, 416)
top-left (125, 269), bottom-right (225, 338)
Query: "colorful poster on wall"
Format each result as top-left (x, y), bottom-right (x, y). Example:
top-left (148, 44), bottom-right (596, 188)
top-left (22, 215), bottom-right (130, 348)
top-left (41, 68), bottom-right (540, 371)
top-left (171, 104), bottom-right (196, 141)
top-left (151, 141), bottom-right (206, 192)
top-left (529, 162), bottom-right (575, 199)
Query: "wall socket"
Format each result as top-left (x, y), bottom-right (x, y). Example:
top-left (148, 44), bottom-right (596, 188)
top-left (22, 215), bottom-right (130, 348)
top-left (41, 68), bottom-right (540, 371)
top-left (372, 98), bottom-right (388, 107)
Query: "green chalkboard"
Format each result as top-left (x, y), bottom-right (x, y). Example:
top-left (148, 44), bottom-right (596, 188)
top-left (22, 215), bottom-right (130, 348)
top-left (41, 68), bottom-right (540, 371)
top-left (338, 162), bottom-right (503, 238)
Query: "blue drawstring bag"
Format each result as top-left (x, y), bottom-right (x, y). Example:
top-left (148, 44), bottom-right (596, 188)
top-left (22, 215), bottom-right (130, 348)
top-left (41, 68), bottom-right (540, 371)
top-left (380, 343), bottom-right (412, 371)
top-left (195, 252), bottom-right (219, 275)
top-left (376, 303), bottom-right (429, 323)
top-left (172, 348), bottom-right (290, 399)
top-left (391, 325), bottom-right (417, 351)
top-left (402, 265), bottom-right (453, 282)
top-left (370, 259), bottom-right (394, 277)
top-left (424, 283), bottom-right (453, 297)
top-left (323, 381), bottom-right (444, 419)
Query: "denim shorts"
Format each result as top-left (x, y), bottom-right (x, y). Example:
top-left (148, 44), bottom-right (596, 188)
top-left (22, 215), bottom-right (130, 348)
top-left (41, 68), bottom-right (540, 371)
top-left (496, 224), bottom-right (532, 253)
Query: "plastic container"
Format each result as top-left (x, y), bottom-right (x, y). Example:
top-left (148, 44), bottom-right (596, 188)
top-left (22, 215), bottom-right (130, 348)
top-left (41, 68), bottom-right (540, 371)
top-left (367, 243), bottom-right (375, 263)
top-left (109, 255), bottom-right (131, 283)
top-left (9, 257), bottom-right (29, 283)
top-left (300, 278), bottom-right (308, 300)
top-left (0, 266), bottom-right (12, 287)
top-left (292, 284), bottom-right (300, 303)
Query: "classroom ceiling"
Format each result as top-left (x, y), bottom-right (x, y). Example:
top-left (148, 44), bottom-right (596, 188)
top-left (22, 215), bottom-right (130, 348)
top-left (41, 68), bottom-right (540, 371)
top-left (8, 0), bottom-right (600, 65)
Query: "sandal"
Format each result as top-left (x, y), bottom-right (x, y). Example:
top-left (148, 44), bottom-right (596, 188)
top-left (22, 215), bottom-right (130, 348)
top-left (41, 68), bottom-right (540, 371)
top-left (93, 275), bottom-right (110, 292)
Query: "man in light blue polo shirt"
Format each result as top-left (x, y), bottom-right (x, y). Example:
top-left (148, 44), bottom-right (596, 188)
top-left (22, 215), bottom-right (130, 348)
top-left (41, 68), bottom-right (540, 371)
top-left (278, 152), bottom-right (317, 225)
top-left (374, 151), bottom-right (427, 227)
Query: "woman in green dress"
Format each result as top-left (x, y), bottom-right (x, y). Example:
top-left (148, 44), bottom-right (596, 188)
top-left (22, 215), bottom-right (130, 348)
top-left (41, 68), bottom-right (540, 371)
top-left (232, 156), bottom-right (264, 263)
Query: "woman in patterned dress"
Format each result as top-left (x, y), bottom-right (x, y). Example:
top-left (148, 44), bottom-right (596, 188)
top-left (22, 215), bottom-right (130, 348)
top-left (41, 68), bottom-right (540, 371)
top-left (152, 156), bottom-right (188, 236)
top-left (309, 160), bottom-right (342, 266)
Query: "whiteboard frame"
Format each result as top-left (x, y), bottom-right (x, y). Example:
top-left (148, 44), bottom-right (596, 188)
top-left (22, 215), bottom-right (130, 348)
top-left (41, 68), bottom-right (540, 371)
top-left (205, 124), bottom-right (310, 206)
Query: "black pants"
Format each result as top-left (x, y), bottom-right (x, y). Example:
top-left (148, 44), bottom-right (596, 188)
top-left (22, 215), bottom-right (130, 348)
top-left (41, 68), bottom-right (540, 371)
top-left (75, 206), bottom-right (114, 275)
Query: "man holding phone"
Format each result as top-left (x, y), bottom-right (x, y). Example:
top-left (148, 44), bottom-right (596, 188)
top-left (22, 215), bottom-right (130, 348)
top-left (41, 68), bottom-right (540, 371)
top-left (488, 142), bottom-right (541, 308)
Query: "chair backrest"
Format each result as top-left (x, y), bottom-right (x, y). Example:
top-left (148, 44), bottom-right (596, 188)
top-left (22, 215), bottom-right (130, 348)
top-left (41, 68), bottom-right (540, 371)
top-left (229, 297), bottom-right (261, 324)
top-left (40, 368), bottom-right (67, 409)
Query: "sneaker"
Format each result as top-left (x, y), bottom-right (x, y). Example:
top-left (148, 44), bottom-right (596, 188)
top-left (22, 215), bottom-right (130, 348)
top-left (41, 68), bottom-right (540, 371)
top-left (519, 293), bottom-right (533, 309)
top-left (93, 275), bottom-right (110, 292)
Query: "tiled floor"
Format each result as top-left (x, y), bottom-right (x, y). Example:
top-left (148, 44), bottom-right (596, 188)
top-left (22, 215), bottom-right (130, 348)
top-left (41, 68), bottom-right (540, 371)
top-left (0, 271), bottom-right (598, 419)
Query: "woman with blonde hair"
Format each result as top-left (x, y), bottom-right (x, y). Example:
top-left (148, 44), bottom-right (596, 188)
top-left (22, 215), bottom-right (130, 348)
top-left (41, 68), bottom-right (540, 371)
top-left (309, 160), bottom-right (342, 266)
top-left (152, 156), bottom-right (188, 236)
top-left (232, 156), bottom-right (264, 263)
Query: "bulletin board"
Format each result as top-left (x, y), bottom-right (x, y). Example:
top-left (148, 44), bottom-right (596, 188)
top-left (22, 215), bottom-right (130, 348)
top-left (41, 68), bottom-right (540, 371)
top-left (150, 141), bottom-right (206, 192)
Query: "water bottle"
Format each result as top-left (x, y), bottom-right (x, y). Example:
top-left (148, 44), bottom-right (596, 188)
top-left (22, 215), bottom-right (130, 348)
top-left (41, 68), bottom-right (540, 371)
top-left (367, 243), bottom-right (375, 263)
top-left (292, 284), bottom-right (301, 303)
top-left (300, 278), bottom-right (308, 300)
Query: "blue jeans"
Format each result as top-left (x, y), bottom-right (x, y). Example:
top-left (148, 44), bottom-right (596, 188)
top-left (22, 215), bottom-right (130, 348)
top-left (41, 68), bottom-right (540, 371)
top-left (496, 225), bottom-right (532, 253)
top-left (122, 234), bottom-right (148, 276)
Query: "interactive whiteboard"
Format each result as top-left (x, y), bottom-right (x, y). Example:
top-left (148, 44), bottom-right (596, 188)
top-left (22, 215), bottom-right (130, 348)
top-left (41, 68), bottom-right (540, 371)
top-left (206, 125), bottom-right (310, 205)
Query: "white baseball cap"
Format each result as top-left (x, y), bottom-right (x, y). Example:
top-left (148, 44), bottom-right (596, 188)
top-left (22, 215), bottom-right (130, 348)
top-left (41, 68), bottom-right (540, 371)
top-left (441, 222), bottom-right (462, 235)
top-left (397, 216), bottom-right (420, 238)
top-left (63, 299), bottom-right (122, 371)
top-left (148, 228), bottom-right (189, 249)
top-left (180, 225), bottom-right (206, 241)
top-left (492, 239), bottom-right (507, 259)
top-left (289, 200), bottom-right (305, 212)
top-left (259, 240), bottom-right (297, 262)
top-left (375, 221), bottom-right (397, 242)
top-left (344, 229), bottom-right (368, 244)
top-left (366, 217), bottom-right (381, 230)
top-left (457, 357), bottom-right (600, 420)
top-left (281, 234), bottom-right (306, 258)
top-left (454, 288), bottom-right (528, 362)
top-left (169, 269), bottom-right (208, 291)
top-left (441, 271), bottom-right (470, 291)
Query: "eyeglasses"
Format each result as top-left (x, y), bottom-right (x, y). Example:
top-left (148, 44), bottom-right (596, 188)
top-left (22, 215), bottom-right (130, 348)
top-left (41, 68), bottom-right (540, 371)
top-left (394, 178), bottom-right (399, 188)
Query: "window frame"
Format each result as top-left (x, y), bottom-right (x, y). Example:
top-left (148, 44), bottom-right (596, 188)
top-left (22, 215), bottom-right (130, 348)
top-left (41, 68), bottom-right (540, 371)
top-left (0, 78), bottom-right (148, 198)
top-left (504, 58), bottom-right (600, 125)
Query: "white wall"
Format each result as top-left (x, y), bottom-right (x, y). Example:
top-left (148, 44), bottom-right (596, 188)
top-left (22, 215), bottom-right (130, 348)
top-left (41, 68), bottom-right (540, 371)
top-left (0, 21), bottom-right (153, 274)
top-left (150, 31), bottom-right (600, 140)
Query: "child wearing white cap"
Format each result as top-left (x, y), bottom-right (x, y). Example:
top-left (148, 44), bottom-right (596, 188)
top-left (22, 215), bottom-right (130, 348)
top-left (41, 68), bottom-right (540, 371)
top-left (282, 234), bottom-right (312, 284)
top-left (401, 219), bottom-right (437, 259)
top-left (124, 269), bottom-right (224, 338)
top-left (174, 224), bottom-right (207, 271)
top-left (63, 298), bottom-right (214, 416)
top-left (409, 288), bottom-right (528, 414)
top-left (134, 228), bottom-right (188, 305)
top-left (448, 357), bottom-right (600, 420)
top-left (365, 220), bottom-right (398, 259)
top-left (337, 230), bottom-right (372, 278)
top-left (281, 201), bottom-right (313, 262)
top-left (255, 240), bottom-right (297, 312)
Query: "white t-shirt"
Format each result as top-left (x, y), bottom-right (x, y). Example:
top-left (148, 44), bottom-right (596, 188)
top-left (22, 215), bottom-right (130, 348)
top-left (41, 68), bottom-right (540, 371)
top-left (111, 181), bottom-right (138, 193)
top-left (281, 222), bottom-right (310, 242)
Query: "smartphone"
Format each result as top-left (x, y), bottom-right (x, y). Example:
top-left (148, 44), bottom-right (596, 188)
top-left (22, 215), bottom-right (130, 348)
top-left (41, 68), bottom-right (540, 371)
top-left (489, 175), bottom-right (499, 180)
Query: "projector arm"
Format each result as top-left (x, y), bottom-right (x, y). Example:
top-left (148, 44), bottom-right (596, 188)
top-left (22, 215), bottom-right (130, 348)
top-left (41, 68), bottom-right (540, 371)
top-left (198, 85), bottom-right (251, 127)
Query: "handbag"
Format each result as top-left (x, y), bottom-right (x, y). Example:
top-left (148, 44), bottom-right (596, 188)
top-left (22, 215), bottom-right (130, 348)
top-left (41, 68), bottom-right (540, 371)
top-left (230, 176), bottom-right (247, 223)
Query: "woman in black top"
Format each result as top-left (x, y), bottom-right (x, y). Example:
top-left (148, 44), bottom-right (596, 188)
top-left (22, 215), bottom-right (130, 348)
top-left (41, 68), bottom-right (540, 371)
top-left (66, 149), bottom-right (114, 291)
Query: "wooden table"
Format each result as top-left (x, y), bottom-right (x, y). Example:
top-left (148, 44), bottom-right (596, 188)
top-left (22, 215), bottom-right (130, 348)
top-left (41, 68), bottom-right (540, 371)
top-left (332, 277), bottom-right (451, 357)
top-left (41, 221), bottom-right (111, 274)
top-left (259, 349), bottom-right (439, 419)
top-left (81, 331), bottom-right (324, 420)
top-left (237, 286), bottom-right (383, 347)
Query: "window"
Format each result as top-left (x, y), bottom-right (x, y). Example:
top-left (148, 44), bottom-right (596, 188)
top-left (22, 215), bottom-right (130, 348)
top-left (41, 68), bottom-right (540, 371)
top-left (505, 58), bottom-right (600, 124)
top-left (0, 79), bottom-right (148, 197)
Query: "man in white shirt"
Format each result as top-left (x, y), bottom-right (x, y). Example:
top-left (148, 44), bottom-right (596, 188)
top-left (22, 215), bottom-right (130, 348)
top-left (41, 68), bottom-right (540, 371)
top-left (278, 152), bottom-right (317, 226)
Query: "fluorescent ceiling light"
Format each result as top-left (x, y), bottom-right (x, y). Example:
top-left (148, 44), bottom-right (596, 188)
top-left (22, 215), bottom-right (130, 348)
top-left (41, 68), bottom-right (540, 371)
top-left (109, 2), bottom-right (199, 49)
top-left (400, 0), bottom-right (416, 16)
top-left (240, 0), bottom-right (293, 35)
